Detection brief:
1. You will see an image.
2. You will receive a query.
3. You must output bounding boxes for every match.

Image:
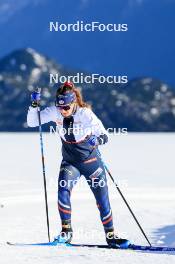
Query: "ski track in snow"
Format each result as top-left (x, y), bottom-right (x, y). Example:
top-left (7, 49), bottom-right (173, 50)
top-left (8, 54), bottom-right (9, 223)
top-left (0, 133), bottom-right (175, 263)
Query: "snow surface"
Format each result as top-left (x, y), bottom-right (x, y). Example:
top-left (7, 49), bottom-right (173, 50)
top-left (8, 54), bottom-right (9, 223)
top-left (0, 133), bottom-right (175, 263)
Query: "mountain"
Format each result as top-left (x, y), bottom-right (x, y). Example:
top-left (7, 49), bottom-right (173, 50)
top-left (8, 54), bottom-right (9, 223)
top-left (0, 48), bottom-right (175, 132)
top-left (0, 0), bottom-right (175, 85)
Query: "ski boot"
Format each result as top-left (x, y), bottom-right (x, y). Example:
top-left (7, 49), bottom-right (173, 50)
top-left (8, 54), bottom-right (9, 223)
top-left (105, 228), bottom-right (130, 249)
top-left (54, 220), bottom-right (73, 244)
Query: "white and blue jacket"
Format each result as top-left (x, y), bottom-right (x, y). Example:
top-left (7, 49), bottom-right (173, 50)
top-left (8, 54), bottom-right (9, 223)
top-left (27, 106), bottom-right (109, 162)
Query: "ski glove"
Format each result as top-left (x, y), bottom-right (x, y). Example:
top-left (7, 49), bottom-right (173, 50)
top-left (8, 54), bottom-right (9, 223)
top-left (97, 134), bottom-right (108, 145)
top-left (87, 135), bottom-right (99, 146)
top-left (87, 134), bottom-right (108, 146)
top-left (31, 91), bottom-right (41, 108)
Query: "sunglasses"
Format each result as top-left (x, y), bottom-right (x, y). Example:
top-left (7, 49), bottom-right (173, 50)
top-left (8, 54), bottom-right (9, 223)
top-left (57, 104), bottom-right (72, 111)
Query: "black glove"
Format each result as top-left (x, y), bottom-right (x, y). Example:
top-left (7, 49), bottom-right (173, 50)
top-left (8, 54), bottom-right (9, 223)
top-left (97, 134), bottom-right (108, 145)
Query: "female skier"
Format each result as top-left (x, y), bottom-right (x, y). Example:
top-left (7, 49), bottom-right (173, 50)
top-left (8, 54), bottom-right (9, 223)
top-left (27, 81), bottom-right (130, 248)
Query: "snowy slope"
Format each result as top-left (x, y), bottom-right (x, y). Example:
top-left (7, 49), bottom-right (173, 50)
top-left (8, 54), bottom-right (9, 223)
top-left (0, 133), bottom-right (175, 263)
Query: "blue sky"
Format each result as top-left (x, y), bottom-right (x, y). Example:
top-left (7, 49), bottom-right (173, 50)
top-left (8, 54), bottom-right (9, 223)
top-left (0, 0), bottom-right (175, 85)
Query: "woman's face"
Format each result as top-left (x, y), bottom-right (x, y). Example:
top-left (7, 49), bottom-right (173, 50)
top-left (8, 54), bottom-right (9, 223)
top-left (57, 102), bottom-right (75, 117)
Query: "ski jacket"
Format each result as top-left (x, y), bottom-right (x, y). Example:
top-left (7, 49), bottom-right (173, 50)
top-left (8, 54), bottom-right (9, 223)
top-left (27, 106), bottom-right (109, 162)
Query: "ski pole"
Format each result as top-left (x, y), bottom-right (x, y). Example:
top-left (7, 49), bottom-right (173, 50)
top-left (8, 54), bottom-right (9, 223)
top-left (36, 88), bottom-right (51, 242)
top-left (97, 150), bottom-right (152, 247)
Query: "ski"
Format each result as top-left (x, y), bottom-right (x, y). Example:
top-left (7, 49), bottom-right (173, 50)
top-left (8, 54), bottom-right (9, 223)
top-left (7, 241), bottom-right (70, 247)
top-left (129, 244), bottom-right (175, 252)
top-left (7, 241), bottom-right (175, 252)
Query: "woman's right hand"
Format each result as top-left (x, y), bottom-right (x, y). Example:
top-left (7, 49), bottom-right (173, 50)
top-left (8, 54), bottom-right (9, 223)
top-left (31, 91), bottom-right (41, 107)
